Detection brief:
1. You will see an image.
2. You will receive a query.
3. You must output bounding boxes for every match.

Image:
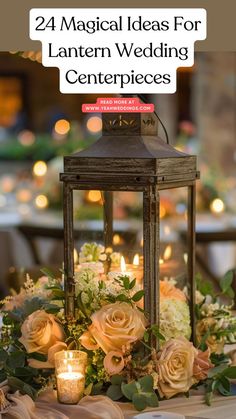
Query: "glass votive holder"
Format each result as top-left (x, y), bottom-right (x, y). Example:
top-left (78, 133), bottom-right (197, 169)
top-left (55, 350), bottom-right (87, 404)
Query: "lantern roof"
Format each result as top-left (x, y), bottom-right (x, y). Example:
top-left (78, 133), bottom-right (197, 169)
top-left (62, 112), bottom-right (199, 186)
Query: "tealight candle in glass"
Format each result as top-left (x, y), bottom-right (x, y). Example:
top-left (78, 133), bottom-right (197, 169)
top-left (55, 350), bottom-right (87, 404)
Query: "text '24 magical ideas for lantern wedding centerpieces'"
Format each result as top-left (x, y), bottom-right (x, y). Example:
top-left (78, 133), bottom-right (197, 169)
top-left (30, 8), bottom-right (206, 93)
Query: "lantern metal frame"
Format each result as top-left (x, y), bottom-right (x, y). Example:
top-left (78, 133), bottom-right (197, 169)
top-left (60, 111), bottom-right (199, 345)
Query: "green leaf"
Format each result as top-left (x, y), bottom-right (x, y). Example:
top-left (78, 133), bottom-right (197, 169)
top-left (196, 272), bottom-right (215, 297)
top-left (0, 349), bottom-right (8, 363)
top-left (121, 381), bottom-right (138, 401)
top-left (14, 366), bottom-right (38, 377)
top-left (51, 289), bottom-right (65, 299)
top-left (84, 383), bottom-right (93, 396)
top-left (77, 292), bottom-right (89, 318)
top-left (150, 325), bottom-right (165, 341)
top-left (0, 370), bottom-right (7, 382)
top-left (28, 352), bottom-right (47, 362)
top-left (222, 366), bottom-right (236, 379)
top-left (132, 393), bottom-right (147, 411)
top-left (225, 286), bottom-right (234, 299)
top-left (110, 375), bottom-right (126, 386)
top-left (143, 331), bottom-right (149, 343)
top-left (43, 303), bottom-right (61, 314)
top-left (129, 279), bottom-right (136, 289)
top-left (107, 384), bottom-right (123, 401)
top-left (7, 351), bottom-right (25, 369)
top-left (208, 364), bottom-right (228, 378)
top-left (116, 294), bottom-right (129, 302)
top-left (220, 271), bottom-right (233, 294)
top-left (91, 381), bottom-right (103, 395)
top-left (218, 376), bottom-right (231, 396)
top-left (138, 375), bottom-right (153, 392)
top-left (40, 268), bottom-right (55, 280)
top-left (145, 392), bottom-right (159, 407)
top-left (123, 276), bottom-right (130, 291)
top-left (132, 290), bottom-right (145, 302)
top-left (205, 391), bottom-right (212, 406)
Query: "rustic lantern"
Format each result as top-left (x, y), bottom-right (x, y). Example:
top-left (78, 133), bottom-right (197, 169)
top-left (60, 110), bottom-right (199, 345)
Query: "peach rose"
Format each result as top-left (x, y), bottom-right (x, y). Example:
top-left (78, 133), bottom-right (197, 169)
top-left (160, 281), bottom-right (186, 302)
top-left (89, 302), bottom-right (146, 354)
top-left (28, 341), bottom-right (67, 369)
top-left (193, 348), bottom-right (214, 381)
top-left (157, 337), bottom-right (196, 399)
top-left (19, 310), bottom-right (65, 355)
top-left (104, 351), bottom-right (125, 375)
top-left (80, 331), bottom-right (100, 351)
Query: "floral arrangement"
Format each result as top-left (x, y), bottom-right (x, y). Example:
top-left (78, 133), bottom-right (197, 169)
top-left (1, 242), bottom-right (236, 411)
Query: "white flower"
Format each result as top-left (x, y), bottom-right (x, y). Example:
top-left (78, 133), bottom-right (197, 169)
top-left (79, 242), bottom-right (107, 263)
top-left (74, 268), bottom-right (100, 308)
top-left (160, 298), bottom-right (191, 341)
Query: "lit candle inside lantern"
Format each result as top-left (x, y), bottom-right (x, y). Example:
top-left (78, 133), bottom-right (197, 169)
top-left (108, 256), bottom-right (134, 281)
top-left (108, 254), bottom-right (143, 283)
top-left (55, 350), bottom-right (87, 405)
top-left (159, 245), bottom-right (179, 279)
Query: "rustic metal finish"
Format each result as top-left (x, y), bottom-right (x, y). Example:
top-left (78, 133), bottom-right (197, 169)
top-left (63, 183), bottom-right (75, 318)
top-left (188, 184), bottom-right (196, 345)
top-left (103, 191), bottom-right (113, 249)
top-left (61, 110), bottom-right (199, 344)
top-left (143, 185), bottom-right (160, 348)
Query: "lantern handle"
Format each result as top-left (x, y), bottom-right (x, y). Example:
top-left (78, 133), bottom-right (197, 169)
top-left (137, 94), bottom-right (170, 145)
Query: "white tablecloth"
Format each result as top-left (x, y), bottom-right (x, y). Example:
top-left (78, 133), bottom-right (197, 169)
top-left (1, 389), bottom-right (236, 419)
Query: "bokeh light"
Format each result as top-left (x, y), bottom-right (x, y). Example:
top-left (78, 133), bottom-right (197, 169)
top-left (86, 116), bottom-right (102, 134)
top-left (87, 190), bottom-right (102, 203)
top-left (54, 119), bottom-right (70, 135)
top-left (18, 130), bottom-right (35, 146)
top-left (210, 198), bottom-right (225, 214)
top-left (33, 161), bottom-right (47, 177)
top-left (35, 194), bottom-right (48, 209)
top-left (16, 189), bottom-right (32, 203)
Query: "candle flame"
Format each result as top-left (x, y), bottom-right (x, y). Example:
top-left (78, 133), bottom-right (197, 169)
top-left (159, 258), bottom-right (164, 265)
top-left (183, 253), bottom-right (188, 264)
top-left (140, 237), bottom-right (144, 247)
top-left (133, 254), bottom-right (140, 266)
top-left (163, 245), bottom-right (172, 261)
top-left (68, 364), bottom-right (72, 373)
top-left (120, 256), bottom-right (126, 273)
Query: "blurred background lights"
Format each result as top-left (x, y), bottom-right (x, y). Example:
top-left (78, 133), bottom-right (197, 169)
top-left (18, 130), bottom-right (35, 146)
top-left (33, 161), bottom-right (47, 177)
top-left (1, 176), bottom-right (15, 193)
top-left (35, 194), bottom-right (48, 209)
top-left (210, 198), bottom-right (225, 214)
top-left (87, 190), bottom-right (102, 203)
top-left (86, 116), bottom-right (102, 134)
top-left (16, 189), bottom-right (32, 203)
top-left (54, 119), bottom-right (70, 135)
top-left (0, 195), bottom-right (7, 208)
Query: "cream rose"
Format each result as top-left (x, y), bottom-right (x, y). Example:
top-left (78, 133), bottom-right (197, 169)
top-left (89, 302), bottom-right (146, 354)
top-left (157, 337), bottom-right (196, 399)
top-left (19, 310), bottom-right (65, 356)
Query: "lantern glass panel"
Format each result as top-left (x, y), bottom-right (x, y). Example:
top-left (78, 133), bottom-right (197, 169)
top-left (160, 187), bottom-right (188, 289)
